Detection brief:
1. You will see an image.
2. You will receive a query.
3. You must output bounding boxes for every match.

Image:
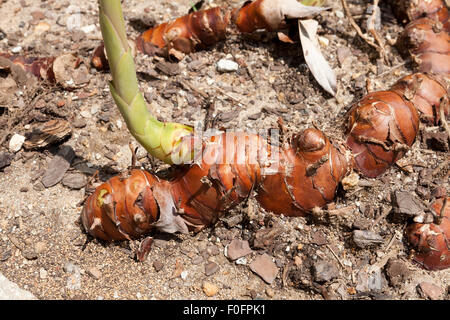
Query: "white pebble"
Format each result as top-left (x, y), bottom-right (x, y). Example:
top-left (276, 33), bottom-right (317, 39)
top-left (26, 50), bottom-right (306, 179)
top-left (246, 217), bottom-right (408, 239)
top-left (180, 270), bottom-right (188, 280)
top-left (11, 46), bottom-right (22, 53)
top-left (295, 224), bottom-right (304, 230)
top-left (235, 257), bottom-right (247, 265)
top-left (216, 59), bottom-right (239, 73)
top-left (90, 105), bottom-right (100, 115)
top-left (81, 24), bottom-right (96, 34)
top-left (335, 10), bottom-right (344, 19)
top-left (80, 110), bottom-right (91, 118)
top-left (8, 133), bottom-right (25, 153)
top-left (39, 268), bottom-right (48, 279)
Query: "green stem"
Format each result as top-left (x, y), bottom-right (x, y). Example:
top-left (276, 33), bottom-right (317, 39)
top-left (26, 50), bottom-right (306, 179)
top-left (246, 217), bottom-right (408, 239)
top-left (299, 0), bottom-right (326, 6)
top-left (98, 0), bottom-right (194, 164)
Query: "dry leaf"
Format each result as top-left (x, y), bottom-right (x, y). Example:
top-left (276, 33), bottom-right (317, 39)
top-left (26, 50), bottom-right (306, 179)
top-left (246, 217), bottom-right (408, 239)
top-left (298, 19), bottom-right (337, 96)
top-left (277, 31), bottom-right (295, 43)
top-left (259, 0), bottom-right (327, 30)
top-left (279, 0), bottom-right (327, 19)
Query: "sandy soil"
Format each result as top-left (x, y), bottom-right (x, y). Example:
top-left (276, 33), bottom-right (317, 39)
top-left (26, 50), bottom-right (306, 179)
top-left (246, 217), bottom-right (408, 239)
top-left (0, 0), bottom-right (448, 300)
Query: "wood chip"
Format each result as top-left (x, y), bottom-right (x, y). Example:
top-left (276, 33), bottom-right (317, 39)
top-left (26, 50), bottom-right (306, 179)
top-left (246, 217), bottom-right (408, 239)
top-left (24, 119), bottom-right (72, 149)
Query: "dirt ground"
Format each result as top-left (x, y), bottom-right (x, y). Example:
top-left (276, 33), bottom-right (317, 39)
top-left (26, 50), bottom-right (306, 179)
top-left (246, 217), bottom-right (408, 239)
top-left (0, 0), bottom-right (448, 300)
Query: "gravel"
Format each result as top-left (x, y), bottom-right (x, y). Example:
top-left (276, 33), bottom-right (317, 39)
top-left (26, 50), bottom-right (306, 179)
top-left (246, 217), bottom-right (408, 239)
top-left (0, 152), bottom-right (13, 170)
top-left (204, 262), bottom-right (219, 276)
top-left (249, 254), bottom-right (279, 284)
top-left (352, 230), bottom-right (384, 248)
top-left (8, 134), bottom-right (25, 153)
top-left (312, 260), bottom-right (340, 283)
top-left (0, 0), bottom-right (448, 301)
top-left (41, 145), bottom-right (76, 188)
top-left (417, 282), bottom-right (443, 300)
top-left (216, 59), bottom-right (239, 73)
top-left (225, 239), bottom-right (253, 261)
top-left (62, 173), bottom-right (87, 189)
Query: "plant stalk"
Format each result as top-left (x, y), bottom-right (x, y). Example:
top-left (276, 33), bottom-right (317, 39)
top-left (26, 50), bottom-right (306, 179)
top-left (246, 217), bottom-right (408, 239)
top-left (98, 0), bottom-right (194, 164)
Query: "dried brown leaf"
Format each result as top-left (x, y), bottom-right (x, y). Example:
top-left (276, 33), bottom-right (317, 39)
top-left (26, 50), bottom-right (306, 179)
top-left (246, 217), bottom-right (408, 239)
top-left (298, 19), bottom-right (337, 96)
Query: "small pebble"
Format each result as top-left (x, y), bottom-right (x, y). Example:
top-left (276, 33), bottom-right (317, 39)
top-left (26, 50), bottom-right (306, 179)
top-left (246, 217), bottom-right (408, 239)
top-left (204, 262), bottom-right (219, 276)
top-left (11, 46), bottom-right (22, 53)
top-left (221, 214), bottom-right (243, 228)
top-left (87, 267), bottom-right (102, 280)
top-left (392, 191), bottom-right (424, 217)
top-left (385, 259), bottom-right (411, 287)
top-left (80, 110), bottom-right (91, 118)
top-left (56, 99), bottom-right (66, 107)
top-left (34, 21), bottom-right (50, 33)
top-left (249, 254), bottom-right (279, 284)
top-left (34, 241), bottom-right (46, 254)
top-left (30, 11), bottom-right (45, 20)
top-left (202, 281), bottom-right (219, 297)
top-left (265, 288), bottom-right (275, 298)
top-left (9, 134), bottom-right (25, 153)
top-left (33, 182), bottom-right (45, 191)
top-left (39, 268), bottom-right (48, 279)
top-left (207, 245), bottom-right (220, 256)
top-left (90, 105), bottom-right (100, 115)
top-left (337, 47), bottom-right (352, 65)
top-left (335, 10), bottom-right (344, 18)
top-left (22, 247), bottom-right (37, 260)
top-left (0, 152), bottom-right (13, 170)
top-left (62, 173), bottom-right (86, 189)
top-left (341, 172), bottom-right (359, 190)
top-left (216, 59), bottom-right (239, 73)
top-left (418, 282), bottom-right (443, 300)
top-left (235, 257), bottom-right (247, 265)
top-left (81, 24), bottom-right (96, 34)
top-left (356, 267), bottom-right (386, 293)
top-left (41, 146), bottom-right (75, 188)
top-left (226, 239), bottom-right (252, 261)
top-left (63, 262), bottom-right (78, 274)
top-left (72, 117), bottom-right (86, 128)
top-left (66, 273), bottom-right (81, 290)
top-left (153, 260), bottom-right (164, 272)
top-left (191, 255), bottom-right (203, 265)
top-left (353, 230), bottom-right (384, 248)
top-left (313, 260), bottom-right (339, 282)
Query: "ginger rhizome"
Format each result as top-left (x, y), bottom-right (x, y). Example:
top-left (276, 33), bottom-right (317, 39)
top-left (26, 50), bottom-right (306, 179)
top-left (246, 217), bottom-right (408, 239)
top-left (92, 0), bottom-right (325, 66)
top-left (82, 0), bottom-right (449, 270)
